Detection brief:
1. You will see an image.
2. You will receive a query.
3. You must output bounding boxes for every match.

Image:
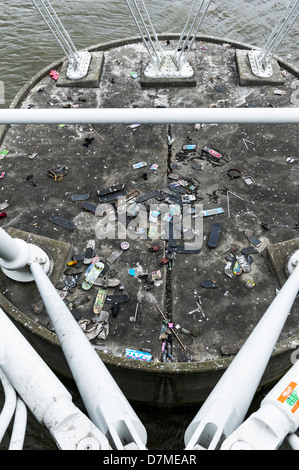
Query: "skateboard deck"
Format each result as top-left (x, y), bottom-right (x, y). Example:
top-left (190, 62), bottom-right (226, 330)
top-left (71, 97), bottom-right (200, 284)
top-left (94, 276), bottom-right (120, 287)
top-left (98, 189), bottom-right (127, 203)
top-left (208, 222), bottom-right (221, 248)
top-left (81, 262), bottom-right (105, 290)
top-left (49, 215), bottom-right (75, 230)
top-left (82, 201), bottom-right (97, 213)
top-left (97, 184), bottom-right (124, 196)
top-left (93, 288), bottom-right (108, 314)
top-left (71, 194), bottom-right (89, 201)
top-left (105, 294), bottom-right (129, 304)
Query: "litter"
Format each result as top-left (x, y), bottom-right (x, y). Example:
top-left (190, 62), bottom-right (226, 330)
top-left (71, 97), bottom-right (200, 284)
top-left (0, 172), bottom-right (5, 179)
top-left (0, 149), bottom-right (9, 160)
top-left (202, 146), bottom-right (223, 160)
top-left (49, 215), bottom-right (75, 230)
top-left (132, 162), bottom-right (147, 169)
top-left (183, 144), bottom-right (196, 150)
top-left (49, 69), bottom-right (59, 81)
top-left (286, 156), bottom-right (295, 163)
top-left (243, 176), bottom-right (255, 185)
top-left (125, 348), bottom-right (152, 362)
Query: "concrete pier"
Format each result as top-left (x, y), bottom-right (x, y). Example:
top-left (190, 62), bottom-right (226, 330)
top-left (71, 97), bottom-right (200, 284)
top-left (0, 35), bottom-right (298, 405)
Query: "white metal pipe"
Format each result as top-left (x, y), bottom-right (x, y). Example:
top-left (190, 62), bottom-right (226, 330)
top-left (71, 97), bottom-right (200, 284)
top-left (1, 107), bottom-right (299, 125)
top-left (0, 227), bottom-right (22, 263)
top-left (8, 397), bottom-right (27, 450)
top-left (0, 369), bottom-right (17, 444)
top-left (221, 358), bottom-right (299, 450)
top-left (29, 261), bottom-right (147, 450)
top-left (184, 262), bottom-right (299, 450)
top-left (287, 433), bottom-right (299, 450)
top-left (0, 308), bottom-right (111, 450)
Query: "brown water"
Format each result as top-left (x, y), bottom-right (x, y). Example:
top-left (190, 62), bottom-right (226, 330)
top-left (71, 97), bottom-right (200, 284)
top-left (0, 0), bottom-right (298, 451)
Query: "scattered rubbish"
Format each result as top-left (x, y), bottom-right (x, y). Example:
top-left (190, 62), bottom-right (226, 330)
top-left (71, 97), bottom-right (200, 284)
top-left (97, 184), bottom-right (125, 197)
top-left (106, 251), bottom-right (122, 264)
top-left (49, 69), bottom-right (59, 81)
top-left (27, 152), bottom-right (38, 159)
top-left (159, 256), bottom-right (169, 267)
top-left (48, 165), bottom-right (68, 182)
top-left (241, 246), bottom-right (257, 255)
top-left (79, 312), bottom-right (109, 340)
top-left (0, 149), bottom-right (9, 159)
top-left (49, 215), bottom-right (75, 230)
top-left (192, 163), bottom-right (203, 170)
top-left (201, 280), bottom-right (218, 288)
top-left (183, 144), bottom-right (197, 150)
top-left (208, 222), bottom-right (221, 248)
top-left (130, 72), bottom-right (138, 79)
top-left (226, 190), bottom-right (245, 219)
top-left (71, 193), bottom-right (89, 202)
top-left (168, 136), bottom-right (175, 146)
top-left (83, 137), bottom-right (94, 148)
top-left (106, 294), bottom-right (129, 304)
top-left (88, 124), bottom-right (105, 142)
top-left (202, 146), bottom-right (223, 160)
top-left (127, 123), bottom-right (141, 129)
top-left (193, 207), bottom-right (224, 218)
top-left (186, 298), bottom-right (204, 316)
top-left (242, 139), bottom-right (255, 149)
top-left (274, 89), bottom-right (286, 95)
top-left (82, 201), bottom-right (97, 214)
top-left (150, 164), bottom-right (159, 170)
top-left (0, 212), bottom-right (7, 219)
top-left (129, 303), bottom-right (139, 323)
top-left (243, 176), bottom-right (255, 185)
top-left (93, 288), bottom-right (108, 314)
top-left (120, 241), bottom-right (130, 250)
top-left (84, 240), bottom-right (95, 264)
top-left (0, 201), bottom-right (9, 211)
top-left (81, 262), bottom-right (105, 291)
top-left (181, 195), bottom-right (196, 203)
top-left (149, 245), bottom-right (162, 252)
top-left (248, 235), bottom-right (262, 247)
top-left (132, 161), bottom-right (147, 169)
top-left (125, 348), bottom-right (152, 362)
top-left (244, 279), bottom-right (256, 290)
top-left (227, 168), bottom-right (242, 180)
top-left (0, 172), bottom-right (5, 179)
top-left (214, 85), bottom-right (224, 92)
top-left (156, 305), bottom-right (186, 351)
top-left (286, 156), bottom-right (295, 163)
top-left (261, 221), bottom-right (299, 232)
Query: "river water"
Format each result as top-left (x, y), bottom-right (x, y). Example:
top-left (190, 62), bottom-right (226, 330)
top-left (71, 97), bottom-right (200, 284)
top-left (0, 0), bottom-right (298, 451)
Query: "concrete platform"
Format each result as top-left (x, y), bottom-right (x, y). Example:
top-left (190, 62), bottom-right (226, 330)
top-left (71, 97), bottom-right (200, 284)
top-left (0, 35), bottom-right (299, 405)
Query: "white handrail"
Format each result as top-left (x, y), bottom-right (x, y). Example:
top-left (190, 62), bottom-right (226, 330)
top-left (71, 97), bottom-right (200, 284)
top-left (0, 107), bottom-right (298, 124)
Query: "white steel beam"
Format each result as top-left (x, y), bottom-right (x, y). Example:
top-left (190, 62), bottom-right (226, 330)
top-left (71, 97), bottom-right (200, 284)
top-left (0, 107), bottom-right (298, 125)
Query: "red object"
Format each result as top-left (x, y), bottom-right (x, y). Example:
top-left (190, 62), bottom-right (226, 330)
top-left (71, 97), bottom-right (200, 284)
top-left (0, 212), bottom-right (7, 219)
top-left (50, 70), bottom-right (59, 81)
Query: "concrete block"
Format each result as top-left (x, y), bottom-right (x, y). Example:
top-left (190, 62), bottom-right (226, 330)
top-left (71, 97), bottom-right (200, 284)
top-left (265, 237), bottom-right (299, 286)
top-left (56, 52), bottom-right (104, 88)
top-left (235, 49), bottom-right (284, 86)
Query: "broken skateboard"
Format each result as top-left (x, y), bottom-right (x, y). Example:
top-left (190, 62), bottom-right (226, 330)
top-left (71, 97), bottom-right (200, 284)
top-left (81, 262), bottom-right (105, 290)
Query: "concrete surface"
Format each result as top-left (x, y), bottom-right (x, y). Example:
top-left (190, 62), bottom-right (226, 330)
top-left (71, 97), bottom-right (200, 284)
top-left (0, 35), bottom-right (298, 404)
